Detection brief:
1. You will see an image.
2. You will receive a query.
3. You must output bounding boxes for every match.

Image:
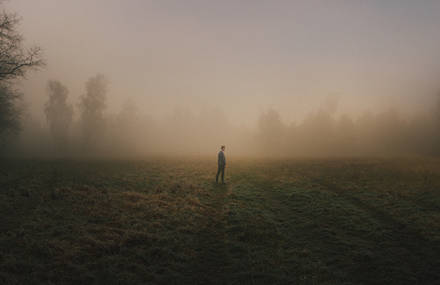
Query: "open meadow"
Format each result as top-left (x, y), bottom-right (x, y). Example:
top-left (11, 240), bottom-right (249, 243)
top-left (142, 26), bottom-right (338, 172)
top-left (1, 157), bottom-right (439, 284)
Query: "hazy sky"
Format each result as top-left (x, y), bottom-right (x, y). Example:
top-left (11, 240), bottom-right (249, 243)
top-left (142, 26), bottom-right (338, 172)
top-left (6, 0), bottom-right (440, 125)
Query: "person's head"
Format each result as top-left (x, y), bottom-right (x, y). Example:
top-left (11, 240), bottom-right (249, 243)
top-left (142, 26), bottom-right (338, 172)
top-left (221, 145), bottom-right (225, 151)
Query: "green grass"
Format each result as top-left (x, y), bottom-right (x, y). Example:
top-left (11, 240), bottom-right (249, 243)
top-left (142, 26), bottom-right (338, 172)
top-left (0, 157), bottom-right (439, 284)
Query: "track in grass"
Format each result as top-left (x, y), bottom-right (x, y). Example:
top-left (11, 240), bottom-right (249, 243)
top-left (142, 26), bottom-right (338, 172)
top-left (0, 158), bottom-right (439, 284)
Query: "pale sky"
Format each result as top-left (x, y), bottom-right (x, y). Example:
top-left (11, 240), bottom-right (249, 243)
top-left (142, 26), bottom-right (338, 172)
top-left (6, 0), bottom-right (440, 125)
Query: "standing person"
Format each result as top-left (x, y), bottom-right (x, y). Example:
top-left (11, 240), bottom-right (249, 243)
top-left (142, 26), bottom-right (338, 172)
top-left (216, 145), bottom-right (226, 184)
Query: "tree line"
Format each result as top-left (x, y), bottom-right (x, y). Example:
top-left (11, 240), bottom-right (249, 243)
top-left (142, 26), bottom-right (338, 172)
top-left (256, 105), bottom-right (440, 157)
top-left (1, 3), bottom-right (439, 158)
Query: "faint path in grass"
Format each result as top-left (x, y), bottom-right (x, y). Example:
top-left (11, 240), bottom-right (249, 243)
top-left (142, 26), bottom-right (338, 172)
top-left (301, 171), bottom-right (440, 284)
top-left (228, 168), bottom-right (340, 284)
top-left (2, 158), bottom-right (439, 284)
top-left (230, 161), bottom-right (440, 284)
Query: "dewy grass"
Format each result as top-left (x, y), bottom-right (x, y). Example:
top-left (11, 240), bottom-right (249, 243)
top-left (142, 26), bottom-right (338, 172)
top-left (0, 158), bottom-right (439, 284)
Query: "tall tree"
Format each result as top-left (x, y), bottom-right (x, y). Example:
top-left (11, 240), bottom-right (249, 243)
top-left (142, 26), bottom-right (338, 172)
top-left (0, 84), bottom-right (20, 137)
top-left (78, 74), bottom-right (108, 149)
top-left (44, 80), bottom-right (73, 151)
top-left (0, 3), bottom-right (43, 139)
top-left (0, 9), bottom-right (43, 81)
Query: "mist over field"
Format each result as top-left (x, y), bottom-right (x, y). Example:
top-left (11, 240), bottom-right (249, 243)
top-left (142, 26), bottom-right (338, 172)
top-left (10, 92), bottom-right (440, 158)
top-left (0, 0), bottom-right (439, 158)
top-left (2, 2), bottom-right (440, 284)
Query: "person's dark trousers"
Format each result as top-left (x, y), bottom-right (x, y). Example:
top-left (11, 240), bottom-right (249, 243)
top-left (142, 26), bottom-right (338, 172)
top-left (216, 164), bottom-right (225, 183)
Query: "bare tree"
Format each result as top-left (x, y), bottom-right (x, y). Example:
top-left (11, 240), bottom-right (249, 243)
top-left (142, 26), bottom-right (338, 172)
top-left (78, 74), bottom-right (108, 149)
top-left (0, 83), bottom-right (20, 137)
top-left (0, 9), bottom-right (43, 81)
top-left (0, 3), bottom-right (43, 140)
top-left (44, 80), bottom-right (73, 152)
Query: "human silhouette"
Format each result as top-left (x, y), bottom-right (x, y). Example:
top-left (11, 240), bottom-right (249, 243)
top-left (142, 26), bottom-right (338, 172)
top-left (216, 145), bottom-right (226, 184)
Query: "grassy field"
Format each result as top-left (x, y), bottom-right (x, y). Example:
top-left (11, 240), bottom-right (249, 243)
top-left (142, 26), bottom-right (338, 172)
top-left (0, 157), bottom-right (439, 284)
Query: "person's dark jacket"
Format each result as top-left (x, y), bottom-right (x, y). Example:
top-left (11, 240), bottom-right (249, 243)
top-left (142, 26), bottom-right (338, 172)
top-left (218, 151), bottom-right (226, 166)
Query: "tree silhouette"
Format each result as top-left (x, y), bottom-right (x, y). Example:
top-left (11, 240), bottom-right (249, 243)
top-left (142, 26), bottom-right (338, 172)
top-left (78, 74), bottom-right (108, 150)
top-left (257, 109), bottom-right (287, 155)
top-left (0, 9), bottom-right (43, 81)
top-left (0, 84), bottom-right (21, 138)
top-left (44, 80), bottom-right (73, 152)
top-left (0, 3), bottom-right (43, 140)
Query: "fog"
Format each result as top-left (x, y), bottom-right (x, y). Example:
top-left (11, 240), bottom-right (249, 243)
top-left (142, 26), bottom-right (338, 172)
top-left (2, 0), bottom-right (440, 157)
